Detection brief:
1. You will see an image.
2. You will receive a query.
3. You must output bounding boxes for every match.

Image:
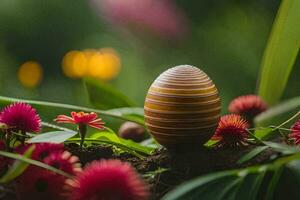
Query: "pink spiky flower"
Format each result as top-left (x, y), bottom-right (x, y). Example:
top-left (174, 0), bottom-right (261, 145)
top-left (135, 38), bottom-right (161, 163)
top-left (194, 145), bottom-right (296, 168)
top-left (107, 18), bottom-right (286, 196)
top-left (228, 95), bottom-right (267, 124)
top-left (16, 151), bottom-right (81, 200)
top-left (16, 143), bottom-right (65, 161)
top-left (66, 159), bottom-right (149, 200)
top-left (0, 102), bottom-right (41, 133)
top-left (54, 112), bottom-right (105, 146)
top-left (44, 151), bottom-right (82, 174)
top-left (289, 120), bottom-right (300, 145)
top-left (211, 114), bottom-right (250, 148)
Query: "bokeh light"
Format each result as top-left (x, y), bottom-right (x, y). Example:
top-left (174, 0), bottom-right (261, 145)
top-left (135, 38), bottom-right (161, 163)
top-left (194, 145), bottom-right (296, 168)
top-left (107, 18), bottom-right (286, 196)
top-left (18, 61), bottom-right (43, 88)
top-left (62, 51), bottom-right (88, 79)
top-left (62, 48), bottom-right (121, 81)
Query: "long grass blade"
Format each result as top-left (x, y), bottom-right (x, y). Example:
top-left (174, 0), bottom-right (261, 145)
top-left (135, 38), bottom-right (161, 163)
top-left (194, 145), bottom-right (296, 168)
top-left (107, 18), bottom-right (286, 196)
top-left (257, 0), bottom-right (300, 105)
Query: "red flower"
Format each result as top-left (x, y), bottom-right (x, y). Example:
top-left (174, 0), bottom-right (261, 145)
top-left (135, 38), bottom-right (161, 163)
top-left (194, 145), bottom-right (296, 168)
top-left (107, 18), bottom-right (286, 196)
top-left (211, 114), bottom-right (250, 148)
top-left (289, 120), bottom-right (300, 145)
top-left (228, 95), bottom-right (267, 121)
top-left (54, 112), bottom-right (105, 146)
top-left (55, 112), bottom-right (104, 130)
top-left (43, 151), bottom-right (82, 175)
top-left (16, 143), bottom-right (64, 161)
top-left (16, 151), bottom-right (81, 200)
top-left (0, 102), bottom-right (41, 133)
top-left (66, 159), bottom-right (149, 200)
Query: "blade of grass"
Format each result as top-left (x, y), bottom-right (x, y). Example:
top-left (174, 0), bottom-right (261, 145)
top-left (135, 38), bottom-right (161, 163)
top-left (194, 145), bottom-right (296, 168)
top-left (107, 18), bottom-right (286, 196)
top-left (0, 151), bottom-right (72, 178)
top-left (0, 96), bottom-right (144, 125)
top-left (42, 122), bottom-right (76, 132)
top-left (255, 96), bottom-right (300, 127)
top-left (257, 0), bottom-right (300, 105)
top-left (238, 146), bottom-right (269, 164)
top-left (0, 146), bottom-right (34, 183)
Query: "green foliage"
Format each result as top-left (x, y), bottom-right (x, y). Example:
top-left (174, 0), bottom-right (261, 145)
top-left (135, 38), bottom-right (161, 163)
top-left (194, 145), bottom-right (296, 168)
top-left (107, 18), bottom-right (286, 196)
top-left (253, 96), bottom-right (300, 139)
top-left (0, 95), bottom-right (144, 125)
top-left (84, 78), bottom-right (135, 109)
top-left (105, 107), bottom-right (145, 125)
top-left (27, 125), bottom-right (154, 158)
top-left (28, 131), bottom-right (77, 144)
top-left (140, 138), bottom-right (161, 149)
top-left (257, 0), bottom-right (300, 105)
top-left (163, 153), bottom-right (300, 200)
top-left (41, 122), bottom-right (76, 132)
top-left (254, 127), bottom-right (274, 139)
top-left (66, 132), bottom-right (155, 158)
top-left (263, 141), bottom-right (300, 155)
top-left (237, 146), bottom-right (269, 164)
top-left (0, 146), bottom-right (34, 183)
top-left (143, 167), bottom-right (169, 179)
top-left (255, 96), bottom-right (300, 128)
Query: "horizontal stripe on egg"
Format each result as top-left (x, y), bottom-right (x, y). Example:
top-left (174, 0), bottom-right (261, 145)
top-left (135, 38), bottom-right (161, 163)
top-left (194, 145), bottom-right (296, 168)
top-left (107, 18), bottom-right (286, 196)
top-left (146, 92), bottom-right (220, 102)
top-left (144, 108), bottom-right (221, 119)
top-left (149, 86), bottom-right (217, 96)
top-left (145, 97), bottom-right (220, 107)
top-left (145, 119), bottom-right (218, 129)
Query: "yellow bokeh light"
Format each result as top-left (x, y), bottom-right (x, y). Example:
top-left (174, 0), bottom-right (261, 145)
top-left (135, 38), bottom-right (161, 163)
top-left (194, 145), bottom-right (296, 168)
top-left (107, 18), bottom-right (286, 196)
top-left (87, 52), bottom-right (103, 78)
top-left (83, 49), bottom-right (98, 59)
top-left (86, 48), bottom-right (121, 80)
top-left (62, 48), bottom-right (121, 81)
top-left (18, 61), bottom-right (43, 88)
top-left (62, 51), bottom-right (88, 78)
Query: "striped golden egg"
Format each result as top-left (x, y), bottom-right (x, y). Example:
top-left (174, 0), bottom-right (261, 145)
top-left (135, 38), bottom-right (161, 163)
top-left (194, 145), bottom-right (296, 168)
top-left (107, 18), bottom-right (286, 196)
top-left (144, 65), bottom-right (221, 148)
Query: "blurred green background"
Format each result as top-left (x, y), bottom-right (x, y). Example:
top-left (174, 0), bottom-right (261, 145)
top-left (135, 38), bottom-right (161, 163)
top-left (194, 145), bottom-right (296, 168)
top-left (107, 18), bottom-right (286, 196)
top-left (0, 0), bottom-right (299, 113)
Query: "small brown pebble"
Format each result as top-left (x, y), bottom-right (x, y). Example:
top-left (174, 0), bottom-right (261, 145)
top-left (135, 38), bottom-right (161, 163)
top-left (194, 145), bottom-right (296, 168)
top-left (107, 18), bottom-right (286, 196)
top-left (118, 122), bottom-right (146, 142)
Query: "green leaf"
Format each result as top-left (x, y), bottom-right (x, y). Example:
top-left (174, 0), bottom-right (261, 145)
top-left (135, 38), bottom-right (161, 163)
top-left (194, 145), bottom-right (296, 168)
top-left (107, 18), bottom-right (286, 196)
top-left (106, 107), bottom-right (145, 125)
top-left (257, 0), bottom-right (300, 106)
top-left (215, 178), bottom-right (243, 200)
top-left (140, 138), bottom-right (161, 149)
top-left (143, 167), bottom-right (169, 179)
top-left (0, 146), bottom-right (34, 183)
top-left (237, 146), bottom-right (269, 164)
top-left (0, 150), bottom-right (72, 178)
top-left (205, 139), bottom-right (219, 147)
top-left (28, 131), bottom-right (77, 144)
top-left (95, 133), bottom-right (155, 155)
top-left (163, 153), bottom-right (300, 200)
top-left (263, 141), bottom-right (300, 155)
top-left (162, 171), bottom-right (237, 200)
top-left (255, 96), bottom-right (300, 127)
top-left (254, 127), bottom-right (274, 139)
top-left (0, 96), bottom-right (144, 125)
top-left (237, 169), bottom-right (267, 200)
top-left (41, 122), bottom-right (76, 132)
top-left (265, 165), bottom-right (283, 200)
top-left (84, 78), bottom-right (135, 109)
top-left (67, 132), bottom-right (155, 157)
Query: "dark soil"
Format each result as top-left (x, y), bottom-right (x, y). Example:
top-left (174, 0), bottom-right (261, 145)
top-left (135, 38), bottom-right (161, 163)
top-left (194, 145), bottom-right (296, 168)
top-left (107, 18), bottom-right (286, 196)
top-left (65, 143), bottom-right (278, 200)
top-left (0, 143), bottom-right (278, 200)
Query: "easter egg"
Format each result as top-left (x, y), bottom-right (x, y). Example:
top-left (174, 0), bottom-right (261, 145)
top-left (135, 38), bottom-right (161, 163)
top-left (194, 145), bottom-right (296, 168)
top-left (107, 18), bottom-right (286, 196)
top-left (144, 65), bottom-right (221, 148)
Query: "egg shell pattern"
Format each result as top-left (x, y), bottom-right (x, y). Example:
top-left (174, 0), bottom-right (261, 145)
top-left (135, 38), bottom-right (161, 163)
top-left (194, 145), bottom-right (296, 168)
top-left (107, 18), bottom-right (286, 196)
top-left (144, 65), bottom-right (221, 147)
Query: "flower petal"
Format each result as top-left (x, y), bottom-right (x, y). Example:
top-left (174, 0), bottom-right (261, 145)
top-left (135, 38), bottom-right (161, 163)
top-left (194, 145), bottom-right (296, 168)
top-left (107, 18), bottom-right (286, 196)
top-left (54, 115), bottom-right (76, 124)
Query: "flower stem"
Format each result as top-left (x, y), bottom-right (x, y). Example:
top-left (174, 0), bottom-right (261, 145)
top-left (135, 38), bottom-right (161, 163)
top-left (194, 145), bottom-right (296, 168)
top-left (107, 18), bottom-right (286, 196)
top-left (5, 131), bottom-right (11, 152)
top-left (78, 124), bottom-right (87, 147)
